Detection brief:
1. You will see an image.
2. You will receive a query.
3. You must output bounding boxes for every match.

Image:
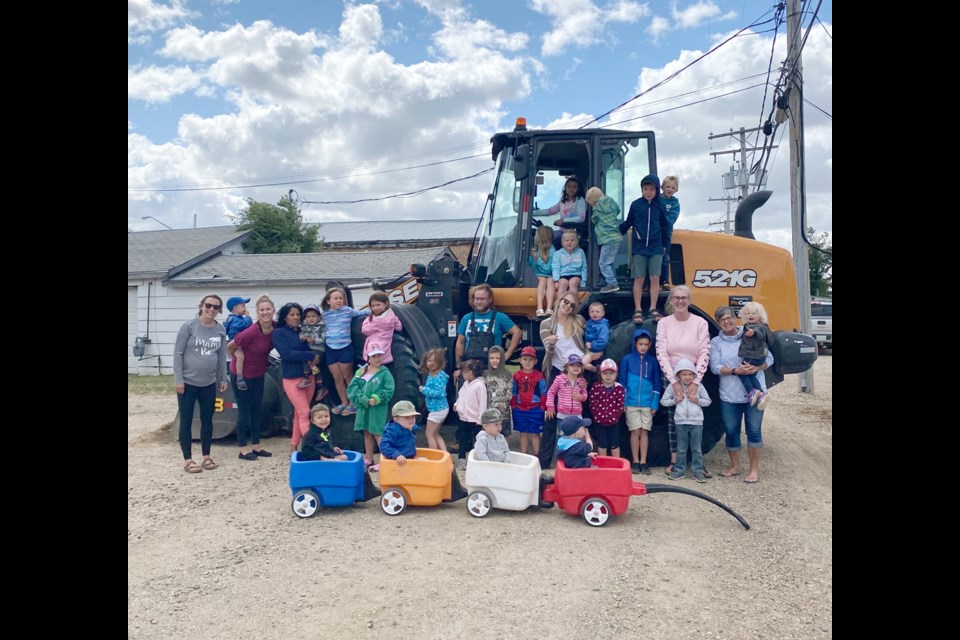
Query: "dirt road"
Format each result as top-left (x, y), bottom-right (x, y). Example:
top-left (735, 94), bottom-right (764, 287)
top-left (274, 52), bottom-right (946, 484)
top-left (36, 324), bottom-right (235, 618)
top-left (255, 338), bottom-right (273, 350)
top-left (128, 356), bottom-right (832, 639)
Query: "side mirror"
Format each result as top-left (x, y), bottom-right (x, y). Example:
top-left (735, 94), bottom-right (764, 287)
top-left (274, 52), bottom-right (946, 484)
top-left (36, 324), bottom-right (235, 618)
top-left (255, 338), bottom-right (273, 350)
top-left (513, 144), bottom-right (530, 181)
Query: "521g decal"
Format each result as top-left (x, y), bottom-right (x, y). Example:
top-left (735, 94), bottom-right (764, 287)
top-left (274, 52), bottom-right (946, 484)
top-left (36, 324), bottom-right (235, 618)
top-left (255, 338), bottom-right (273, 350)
top-left (692, 269), bottom-right (757, 288)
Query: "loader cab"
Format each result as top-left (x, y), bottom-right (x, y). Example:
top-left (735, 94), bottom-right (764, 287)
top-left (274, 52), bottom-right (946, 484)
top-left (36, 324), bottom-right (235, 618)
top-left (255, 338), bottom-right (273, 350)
top-left (471, 122), bottom-right (657, 297)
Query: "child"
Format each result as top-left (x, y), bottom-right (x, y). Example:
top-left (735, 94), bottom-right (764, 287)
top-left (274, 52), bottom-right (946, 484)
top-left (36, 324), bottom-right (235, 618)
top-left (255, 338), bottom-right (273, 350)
top-left (737, 302), bottom-right (776, 410)
top-left (361, 292), bottom-right (403, 364)
top-left (347, 342), bottom-right (395, 471)
top-left (299, 304), bottom-right (326, 393)
top-left (453, 359), bottom-right (487, 470)
top-left (483, 345), bottom-right (513, 436)
top-left (322, 286), bottom-right (372, 415)
top-left (545, 354), bottom-right (588, 421)
top-left (533, 175), bottom-right (587, 228)
top-left (588, 359), bottom-right (625, 458)
top-left (511, 346), bottom-right (548, 456)
top-left (381, 401), bottom-right (469, 501)
top-left (619, 328), bottom-right (661, 475)
top-left (418, 347), bottom-right (450, 453)
top-left (660, 358), bottom-right (712, 482)
top-left (556, 416), bottom-right (597, 469)
top-left (299, 404), bottom-right (348, 461)
top-left (224, 296), bottom-right (252, 340)
top-left (379, 400), bottom-right (421, 465)
top-left (473, 408), bottom-right (511, 462)
top-left (585, 186), bottom-right (622, 293)
top-left (530, 225), bottom-right (556, 317)
top-left (551, 229), bottom-right (588, 296)
top-left (659, 175), bottom-right (681, 288)
top-left (619, 174), bottom-right (669, 321)
top-left (581, 301), bottom-right (610, 373)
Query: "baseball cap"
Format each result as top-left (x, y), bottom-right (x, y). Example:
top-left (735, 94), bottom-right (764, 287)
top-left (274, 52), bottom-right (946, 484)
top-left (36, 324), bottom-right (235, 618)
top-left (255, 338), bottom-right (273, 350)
top-left (480, 408), bottom-right (503, 424)
top-left (563, 354), bottom-right (583, 368)
top-left (226, 296), bottom-right (250, 312)
top-left (520, 346), bottom-right (537, 358)
top-left (559, 416), bottom-right (591, 436)
top-left (391, 400), bottom-right (421, 417)
top-left (599, 358), bottom-right (618, 372)
top-left (303, 303), bottom-right (322, 315)
top-left (366, 343), bottom-right (386, 356)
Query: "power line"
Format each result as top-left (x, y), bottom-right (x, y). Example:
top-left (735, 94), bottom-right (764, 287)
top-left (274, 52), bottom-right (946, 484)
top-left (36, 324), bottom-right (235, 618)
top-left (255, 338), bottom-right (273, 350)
top-left (298, 167), bottom-right (495, 205)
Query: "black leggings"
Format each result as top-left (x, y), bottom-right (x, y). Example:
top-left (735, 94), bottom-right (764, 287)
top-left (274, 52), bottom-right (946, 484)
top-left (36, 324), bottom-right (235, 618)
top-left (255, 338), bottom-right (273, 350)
top-left (178, 382), bottom-right (216, 459)
top-left (457, 419), bottom-right (481, 460)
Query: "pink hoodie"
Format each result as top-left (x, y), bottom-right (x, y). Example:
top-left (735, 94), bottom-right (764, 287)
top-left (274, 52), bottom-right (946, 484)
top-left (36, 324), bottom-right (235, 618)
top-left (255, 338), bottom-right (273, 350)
top-left (361, 309), bottom-right (403, 364)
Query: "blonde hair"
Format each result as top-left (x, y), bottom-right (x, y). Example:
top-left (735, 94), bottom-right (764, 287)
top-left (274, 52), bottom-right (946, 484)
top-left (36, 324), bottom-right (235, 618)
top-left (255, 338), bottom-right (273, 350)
top-left (255, 294), bottom-right (274, 310)
top-left (418, 347), bottom-right (447, 375)
top-left (662, 175), bottom-right (679, 190)
top-left (552, 293), bottom-right (584, 339)
top-left (533, 225), bottom-right (554, 263)
top-left (561, 229), bottom-right (579, 248)
top-left (738, 301), bottom-right (769, 324)
top-left (585, 186), bottom-right (603, 202)
top-left (664, 285), bottom-right (692, 315)
top-left (588, 301), bottom-right (605, 314)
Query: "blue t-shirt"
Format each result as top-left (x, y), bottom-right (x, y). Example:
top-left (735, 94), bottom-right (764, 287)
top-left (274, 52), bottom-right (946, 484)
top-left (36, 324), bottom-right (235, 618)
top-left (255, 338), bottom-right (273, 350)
top-left (456, 310), bottom-right (516, 350)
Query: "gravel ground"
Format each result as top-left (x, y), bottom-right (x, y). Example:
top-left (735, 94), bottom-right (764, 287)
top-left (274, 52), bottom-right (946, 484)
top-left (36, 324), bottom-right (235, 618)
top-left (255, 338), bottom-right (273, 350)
top-left (128, 355), bottom-right (832, 639)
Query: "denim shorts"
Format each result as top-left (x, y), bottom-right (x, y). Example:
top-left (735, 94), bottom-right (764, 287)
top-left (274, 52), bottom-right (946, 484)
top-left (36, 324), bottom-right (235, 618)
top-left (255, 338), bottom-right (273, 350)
top-left (720, 400), bottom-right (764, 450)
top-left (325, 344), bottom-right (354, 365)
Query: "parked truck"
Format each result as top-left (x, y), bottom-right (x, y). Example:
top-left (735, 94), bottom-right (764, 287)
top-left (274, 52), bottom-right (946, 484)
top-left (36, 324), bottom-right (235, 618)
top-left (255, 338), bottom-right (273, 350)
top-left (186, 118), bottom-right (817, 464)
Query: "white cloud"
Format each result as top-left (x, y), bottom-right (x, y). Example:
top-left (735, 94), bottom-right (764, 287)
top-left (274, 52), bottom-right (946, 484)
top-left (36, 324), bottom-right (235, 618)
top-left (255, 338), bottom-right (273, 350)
top-left (128, 65), bottom-right (201, 103)
top-left (531, 0), bottom-right (649, 57)
top-left (672, 1), bottom-right (735, 29)
top-left (646, 16), bottom-right (670, 42)
top-left (128, 0), bottom-right (197, 36)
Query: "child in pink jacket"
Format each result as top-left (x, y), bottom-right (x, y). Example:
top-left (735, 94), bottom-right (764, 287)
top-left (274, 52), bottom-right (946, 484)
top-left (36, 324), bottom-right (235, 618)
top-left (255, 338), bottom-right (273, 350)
top-left (361, 292), bottom-right (403, 364)
top-left (545, 354), bottom-right (589, 420)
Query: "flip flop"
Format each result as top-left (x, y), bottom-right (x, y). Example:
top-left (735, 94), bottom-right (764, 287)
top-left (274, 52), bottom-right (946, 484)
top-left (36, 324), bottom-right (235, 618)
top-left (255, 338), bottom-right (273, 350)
top-left (719, 470), bottom-right (740, 478)
top-left (743, 477), bottom-right (759, 484)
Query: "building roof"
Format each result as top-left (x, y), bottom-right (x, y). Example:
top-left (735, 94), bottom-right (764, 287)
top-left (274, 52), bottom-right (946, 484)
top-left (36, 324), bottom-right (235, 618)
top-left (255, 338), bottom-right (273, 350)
top-left (128, 226), bottom-right (251, 278)
top-left (166, 246), bottom-right (454, 287)
top-left (316, 218), bottom-right (479, 245)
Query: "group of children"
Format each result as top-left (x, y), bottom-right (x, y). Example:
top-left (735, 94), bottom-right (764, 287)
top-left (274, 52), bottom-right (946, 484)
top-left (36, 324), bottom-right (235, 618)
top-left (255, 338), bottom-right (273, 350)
top-left (531, 174), bottom-right (682, 324)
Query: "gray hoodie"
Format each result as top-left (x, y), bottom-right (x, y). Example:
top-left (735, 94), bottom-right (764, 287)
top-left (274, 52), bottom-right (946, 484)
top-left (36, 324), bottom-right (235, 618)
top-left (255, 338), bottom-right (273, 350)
top-left (474, 430), bottom-right (511, 463)
top-left (659, 358), bottom-right (712, 425)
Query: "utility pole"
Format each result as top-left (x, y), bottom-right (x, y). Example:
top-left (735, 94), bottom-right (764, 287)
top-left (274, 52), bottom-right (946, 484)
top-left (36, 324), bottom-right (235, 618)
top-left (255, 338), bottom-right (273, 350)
top-left (706, 196), bottom-right (736, 234)
top-left (708, 127), bottom-right (774, 234)
top-left (786, 0), bottom-right (814, 394)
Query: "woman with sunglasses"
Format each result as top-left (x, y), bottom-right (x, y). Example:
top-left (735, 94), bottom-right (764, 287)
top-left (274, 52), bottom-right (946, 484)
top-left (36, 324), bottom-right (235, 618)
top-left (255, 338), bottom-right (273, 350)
top-left (537, 292), bottom-right (587, 467)
top-left (174, 294), bottom-right (229, 474)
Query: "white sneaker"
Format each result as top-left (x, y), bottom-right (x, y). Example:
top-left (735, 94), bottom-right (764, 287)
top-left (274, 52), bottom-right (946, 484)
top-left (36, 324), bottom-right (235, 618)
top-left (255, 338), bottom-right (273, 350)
top-left (756, 392), bottom-right (770, 410)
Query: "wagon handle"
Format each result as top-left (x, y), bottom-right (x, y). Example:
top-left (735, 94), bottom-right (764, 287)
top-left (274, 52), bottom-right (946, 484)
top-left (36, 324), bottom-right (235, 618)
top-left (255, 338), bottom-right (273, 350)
top-left (643, 484), bottom-right (750, 530)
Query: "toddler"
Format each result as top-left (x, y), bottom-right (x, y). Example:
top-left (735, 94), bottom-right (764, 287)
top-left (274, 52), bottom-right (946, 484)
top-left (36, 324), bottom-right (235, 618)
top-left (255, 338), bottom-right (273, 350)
top-left (737, 302), bottom-right (776, 410)
top-left (581, 301), bottom-right (609, 372)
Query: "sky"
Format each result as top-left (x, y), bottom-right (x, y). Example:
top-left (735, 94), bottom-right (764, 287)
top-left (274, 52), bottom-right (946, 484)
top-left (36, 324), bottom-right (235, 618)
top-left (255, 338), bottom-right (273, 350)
top-left (128, 0), bottom-right (832, 253)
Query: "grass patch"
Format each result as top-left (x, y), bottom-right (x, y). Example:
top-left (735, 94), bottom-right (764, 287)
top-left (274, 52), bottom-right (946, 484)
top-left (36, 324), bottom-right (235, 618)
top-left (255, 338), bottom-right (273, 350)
top-left (128, 374), bottom-right (176, 395)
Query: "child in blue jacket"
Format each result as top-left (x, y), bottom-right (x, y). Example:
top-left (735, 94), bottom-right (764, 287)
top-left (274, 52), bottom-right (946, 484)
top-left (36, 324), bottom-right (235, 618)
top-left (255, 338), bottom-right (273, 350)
top-left (618, 328), bottom-right (662, 474)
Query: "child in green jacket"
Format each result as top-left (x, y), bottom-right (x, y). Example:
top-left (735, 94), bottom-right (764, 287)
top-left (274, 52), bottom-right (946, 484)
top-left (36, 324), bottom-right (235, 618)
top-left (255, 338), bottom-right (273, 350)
top-left (347, 342), bottom-right (396, 471)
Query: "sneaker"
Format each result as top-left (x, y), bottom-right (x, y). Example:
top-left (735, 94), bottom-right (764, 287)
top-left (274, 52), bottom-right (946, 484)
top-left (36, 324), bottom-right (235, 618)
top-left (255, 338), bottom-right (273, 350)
top-left (311, 366), bottom-right (321, 375)
top-left (668, 471), bottom-right (684, 481)
top-left (600, 283), bottom-right (619, 293)
top-left (749, 390), bottom-right (759, 406)
top-left (631, 462), bottom-right (641, 473)
top-left (296, 378), bottom-right (312, 389)
top-left (756, 392), bottom-right (770, 410)
top-left (693, 473), bottom-right (708, 484)
top-left (639, 463), bottom-right (651, 475)
top-left (314, 387), bottom-right (329, 402)
top-left (253, 449), bottom-right (273, 457)
top-left (458, 458), bottom-right (468, 470)
top-left (538, 500), bottom-right (555, 509)
top-left (341, 405), bottom-right (358, 416)
top-left (238, 451), bottom-right (258, 461)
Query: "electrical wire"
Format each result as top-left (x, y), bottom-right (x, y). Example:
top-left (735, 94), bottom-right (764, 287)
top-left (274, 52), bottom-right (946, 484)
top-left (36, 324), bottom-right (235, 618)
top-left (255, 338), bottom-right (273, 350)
top-left (298, 167), bottom-right (494, 205)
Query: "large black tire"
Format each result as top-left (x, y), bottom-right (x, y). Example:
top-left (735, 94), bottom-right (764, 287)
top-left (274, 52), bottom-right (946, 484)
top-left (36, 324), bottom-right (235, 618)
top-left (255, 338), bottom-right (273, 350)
top-left (604, 319), bottom-right (724, 466)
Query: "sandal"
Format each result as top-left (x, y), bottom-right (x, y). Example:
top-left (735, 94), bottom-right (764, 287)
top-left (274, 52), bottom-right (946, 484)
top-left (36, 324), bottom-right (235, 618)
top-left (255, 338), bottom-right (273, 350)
top-left (201, 458), bottom-right (218, 470)
top-left (331, 404), bottom-right (344, 415)
top-left (648, 309), bottom-right (664, 321)
top-left (632, 310), bottom-right (645, 324)
top-left (183, 460), bottom-right (202, 474)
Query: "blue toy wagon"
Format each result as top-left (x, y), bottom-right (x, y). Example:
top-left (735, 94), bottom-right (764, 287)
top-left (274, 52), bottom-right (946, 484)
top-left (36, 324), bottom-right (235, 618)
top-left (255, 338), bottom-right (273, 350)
top-left (289, 450), bottom-right (379, 518)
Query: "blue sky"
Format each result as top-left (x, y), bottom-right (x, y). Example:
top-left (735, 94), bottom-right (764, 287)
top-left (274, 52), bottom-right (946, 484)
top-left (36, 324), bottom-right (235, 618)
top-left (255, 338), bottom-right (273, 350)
top-left (128, 0), bottom-right (832, 251)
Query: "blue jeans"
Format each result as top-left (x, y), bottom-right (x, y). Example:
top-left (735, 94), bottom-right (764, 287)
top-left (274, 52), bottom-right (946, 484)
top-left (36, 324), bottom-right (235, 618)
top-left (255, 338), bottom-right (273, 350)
top-left (720, 401), bottom-right (764, 450)
top-left (599, 243), bottom-right (619, 286)
top-left (230, 373), bottom-right (264, 447)
top-left (178, 382), bottom-right (216, 459)
top-left (673, 424), bottom-right (703, 475)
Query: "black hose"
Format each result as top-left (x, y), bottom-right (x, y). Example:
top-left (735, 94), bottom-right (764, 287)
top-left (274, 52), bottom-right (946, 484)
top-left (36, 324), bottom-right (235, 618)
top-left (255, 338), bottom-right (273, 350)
top-left (643, 483), bottom-right (751, 530)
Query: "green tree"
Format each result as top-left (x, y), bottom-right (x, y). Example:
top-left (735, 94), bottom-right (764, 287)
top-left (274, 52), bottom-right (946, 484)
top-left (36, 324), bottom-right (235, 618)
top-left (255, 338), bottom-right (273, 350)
top-left (235, 197), bottom-right (321, 253)
top-left (807, 227), bottom-right (832, 296)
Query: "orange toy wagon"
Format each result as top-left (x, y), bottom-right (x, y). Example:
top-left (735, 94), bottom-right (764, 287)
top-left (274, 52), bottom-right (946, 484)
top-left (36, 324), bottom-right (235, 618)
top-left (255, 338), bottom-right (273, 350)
top-left (378, 448), bottom-right (466, 515)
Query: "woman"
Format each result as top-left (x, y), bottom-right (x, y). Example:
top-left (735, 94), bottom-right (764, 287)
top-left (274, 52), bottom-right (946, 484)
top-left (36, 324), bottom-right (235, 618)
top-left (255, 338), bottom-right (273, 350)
top-left (272, 302), bottom-right (321, 453)
top-left (709, 306), bottom-right (773, 484)
top-left (537, 291), bottom-right (586, 468)
top-left (227, 294), bottom-right (277, 461)
top-left (654, 285), bottom-right (711, 476)
top-left (174, 294), bottom-right (229, 474)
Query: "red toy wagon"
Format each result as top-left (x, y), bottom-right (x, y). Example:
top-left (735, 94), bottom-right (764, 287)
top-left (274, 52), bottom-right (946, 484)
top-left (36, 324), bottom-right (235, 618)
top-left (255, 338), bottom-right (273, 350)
top-left (542, 455), bottom-right (750, 528)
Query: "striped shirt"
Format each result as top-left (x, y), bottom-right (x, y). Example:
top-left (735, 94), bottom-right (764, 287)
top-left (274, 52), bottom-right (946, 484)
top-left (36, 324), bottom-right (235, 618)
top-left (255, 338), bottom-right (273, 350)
top-left (322, 306), bottom-right (370, 350)
top-left (546, 373), bottom-right (588, 415)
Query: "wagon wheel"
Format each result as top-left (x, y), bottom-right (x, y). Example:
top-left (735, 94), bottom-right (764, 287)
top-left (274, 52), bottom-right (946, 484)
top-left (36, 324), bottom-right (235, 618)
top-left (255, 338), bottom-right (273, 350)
top-left (581, 497), bottom-right (611, 527)
top-left (380, 487), bottom-right (409, 515)
top-left (291, 489), bottom-right (321, 518)
top-left (466, 490), bottom-right (493, 518)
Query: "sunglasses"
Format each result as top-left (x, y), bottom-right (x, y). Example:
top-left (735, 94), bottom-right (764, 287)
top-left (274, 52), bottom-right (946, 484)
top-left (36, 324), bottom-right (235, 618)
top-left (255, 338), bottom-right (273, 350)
top-left (203, 303), bottom-right (221, 311)
top-left (560, 299), bottom-right (575, 307)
